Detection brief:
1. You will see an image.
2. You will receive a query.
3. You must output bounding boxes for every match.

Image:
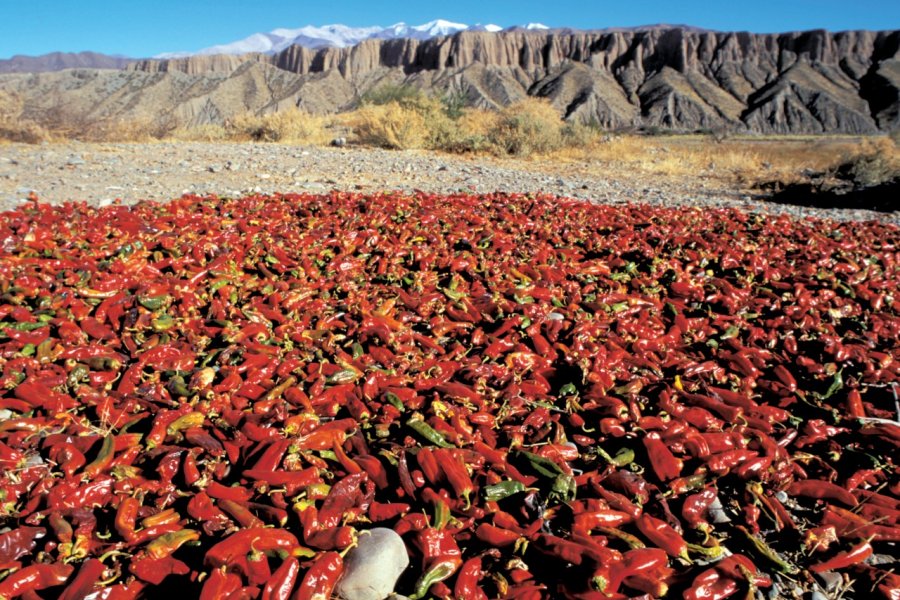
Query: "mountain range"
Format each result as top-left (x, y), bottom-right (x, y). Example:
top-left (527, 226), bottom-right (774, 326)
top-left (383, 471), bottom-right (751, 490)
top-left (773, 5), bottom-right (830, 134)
top-left (156, 20), bottom-right (551, 58)
top-left (0, 22), bottom-right (897, 135)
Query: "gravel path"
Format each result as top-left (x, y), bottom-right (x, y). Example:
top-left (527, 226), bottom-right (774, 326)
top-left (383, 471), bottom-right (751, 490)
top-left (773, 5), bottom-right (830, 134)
top-left (0, 141), bottom-right (895, 223)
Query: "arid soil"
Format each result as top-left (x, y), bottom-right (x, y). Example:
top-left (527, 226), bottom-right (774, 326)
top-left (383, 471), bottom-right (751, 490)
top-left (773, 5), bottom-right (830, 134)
top-left (0, 141), bottom-right (895, 222)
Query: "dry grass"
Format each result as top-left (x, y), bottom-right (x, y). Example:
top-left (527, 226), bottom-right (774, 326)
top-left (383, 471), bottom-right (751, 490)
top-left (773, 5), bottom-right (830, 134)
top-left (224, 108), bottom-right (331, 144)
top-left (350, 102), bottom-right (431, 150)
top-left (488, 98), bottom-right (567, 156)
top-left (0, 90), bottom-right (52, 144)
top-left (2, 82), bottom-right (896, 192)
top-left (542, 134), bottom-right (899, 188)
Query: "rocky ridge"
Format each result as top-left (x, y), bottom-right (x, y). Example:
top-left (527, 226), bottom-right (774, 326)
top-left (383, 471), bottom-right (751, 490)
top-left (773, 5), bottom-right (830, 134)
top-left (1, 28), bottom-right (898, 134)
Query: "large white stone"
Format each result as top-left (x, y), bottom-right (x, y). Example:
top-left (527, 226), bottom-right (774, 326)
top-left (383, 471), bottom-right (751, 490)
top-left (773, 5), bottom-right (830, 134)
top-left (337, 528), bottom-right (410, 600)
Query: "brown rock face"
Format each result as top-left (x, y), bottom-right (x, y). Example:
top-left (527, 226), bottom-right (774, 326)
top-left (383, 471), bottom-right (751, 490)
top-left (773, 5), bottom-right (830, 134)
top-left (3, 28), bottom-right (899, 133)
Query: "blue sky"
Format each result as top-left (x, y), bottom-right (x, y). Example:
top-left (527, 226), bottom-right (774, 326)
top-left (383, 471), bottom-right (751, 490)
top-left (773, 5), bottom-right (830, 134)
top-left (2, 0), bottom-right (899, 59)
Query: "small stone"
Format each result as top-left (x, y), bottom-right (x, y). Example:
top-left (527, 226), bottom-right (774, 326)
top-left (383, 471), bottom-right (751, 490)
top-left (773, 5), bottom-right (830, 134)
top-left (67, 155), bottom-right (85, 166)
top-left (23, 454), bottom-right (44, 468)
top-left (815, 571), bottom-right (842, 592)
top-left (258, 173), bottom-right (271, 180)
top-left (336, 528), bottom-right (408, 600)
top-left (208, 165), bottom-right (222, 173)
top-left (708, 496), bottom-right (731, 524)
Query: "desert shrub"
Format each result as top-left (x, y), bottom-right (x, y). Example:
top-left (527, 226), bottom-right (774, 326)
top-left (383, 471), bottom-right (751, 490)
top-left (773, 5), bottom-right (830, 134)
top-left (488, 98), bottom-right (565, 156)
top-left (229, 108), bottom-right (328, 143)
top-left (0, 121), bottom-right (50, 144)
top-left (889, 128), bottom-right (900, 147)
top-left (0, 90), bottom-right (50, 143)
top-left (75, 116), bottom-right (177, 142)
top-left (837, 138), bottom-right (900, 186)
top-left (351, 102), bottom-right (430, 150)
top-left (562, 120), bottom-right (603, 148)
top-left (359, 84), bottom-right (428, 107)
top-left (169, 123), bottom-right (230, 142)
top-left (432, 109), bottom-right (498, 153)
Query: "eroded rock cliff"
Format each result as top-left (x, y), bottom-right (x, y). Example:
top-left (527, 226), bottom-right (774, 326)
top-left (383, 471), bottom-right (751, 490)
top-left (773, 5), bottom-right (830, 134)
top-left (4, 28), bottom-right (898, 133)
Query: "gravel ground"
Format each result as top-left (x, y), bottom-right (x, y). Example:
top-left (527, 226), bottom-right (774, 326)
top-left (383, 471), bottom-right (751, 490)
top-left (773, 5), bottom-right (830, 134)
top-left (0, 141), bottom-right (895, 223)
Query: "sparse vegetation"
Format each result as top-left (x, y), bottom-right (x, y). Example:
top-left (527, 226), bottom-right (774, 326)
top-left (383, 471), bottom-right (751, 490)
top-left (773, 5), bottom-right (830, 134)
top-left (0, 91), bottom-right (51, 143)
top-left (2, 87), bottom-right (898, 197)
top-left (488, 98), bottom-right (567, 156)
top-left (225, 108), bottom-right (330, 143)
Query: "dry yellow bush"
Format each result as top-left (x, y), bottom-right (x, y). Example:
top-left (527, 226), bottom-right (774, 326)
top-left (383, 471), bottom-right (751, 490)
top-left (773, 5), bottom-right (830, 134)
top-left (488, 98), bottom-right (566, 156)
top-left (169, 124), bottom-right (230, 142)
top-left (228, 108), bottom-right (330, 144)
top-left (351, 102), bottom-right (430, 150)
top-left (0, 90), bottom-right (51, 144)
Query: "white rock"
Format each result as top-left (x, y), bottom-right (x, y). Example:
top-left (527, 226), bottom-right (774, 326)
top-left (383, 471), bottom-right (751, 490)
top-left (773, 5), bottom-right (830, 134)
top-left (337, 528), bottom-right (409, 600)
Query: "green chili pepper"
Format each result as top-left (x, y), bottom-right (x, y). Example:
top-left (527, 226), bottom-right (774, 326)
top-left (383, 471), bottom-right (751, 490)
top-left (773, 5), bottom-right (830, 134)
top-left (550, 473), bottom-right (577, 503)
top-left (514, 450), bottom-right (564, 479)
top-left (596, 447), bottom-right (634, 467)
top-left (407, 417), bottom-right (454, 448)
top-left (559, 383), bottom-right (578, 396)
top-left (138, 295), bottom-right (167, 311)
top-left (151, 313), bottom-right (176, 331)
top-left (328, 369), bottom-right (359, 384)
top-left (385, 392), bottom-right (405, 413)
top-left (483, 481), bottom-right (526, 502)
top-left (736, 526), bottom-right (799, 574)
top-left (410, 560), bottom-right (459, 600)
top-left (822, 369), bottom-right (843, 400)
top-left (433, 499), bottom-right (451, 530)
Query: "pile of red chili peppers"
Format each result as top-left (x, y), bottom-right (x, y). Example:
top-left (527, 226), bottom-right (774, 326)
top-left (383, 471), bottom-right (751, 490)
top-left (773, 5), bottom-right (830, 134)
top-left (0, 191), bottom-right (896, 599)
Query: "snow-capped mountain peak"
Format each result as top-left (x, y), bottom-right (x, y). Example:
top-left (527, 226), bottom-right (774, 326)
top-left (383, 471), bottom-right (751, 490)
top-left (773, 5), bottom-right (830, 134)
top-left (154, 19), bottom-right (552, 58)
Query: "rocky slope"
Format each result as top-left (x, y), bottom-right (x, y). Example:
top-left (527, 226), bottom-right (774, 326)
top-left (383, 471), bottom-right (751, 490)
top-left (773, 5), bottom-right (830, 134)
top-left (2, 28), bottom-right (899, 134)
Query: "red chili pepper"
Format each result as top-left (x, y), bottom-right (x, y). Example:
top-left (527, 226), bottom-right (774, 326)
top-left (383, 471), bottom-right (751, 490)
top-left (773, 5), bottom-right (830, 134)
top-left (206, 529), bottom-right (301, 572)
top-left (454, 557), bottom-right (488, 600)
top-left (434, 448), bottom-right (475, 507)
top-left (682, 487), bottom-right (717, 530)
top-left (58, 558), bottom-right (106, 600)
top-left (635, 514), bottom-right (689, 560)
top-left (683, 568), bottom-right (739, 600)
top-left (788, 480), bottom-right (858, 507)
top-left (643, 432), bottom-right (683, 481)
top-left (809, 540), bottom-right (873, 573)
top-left (0, 563), bottom-right (74, 599)
top-left (0, 527), bottom-right (45, 563)
top-left (200, 568), bottom-right (243, 600)
top-left (475, 523), bottom-right (520, 547)
top-left (292, 551), bottom-right (342, 600)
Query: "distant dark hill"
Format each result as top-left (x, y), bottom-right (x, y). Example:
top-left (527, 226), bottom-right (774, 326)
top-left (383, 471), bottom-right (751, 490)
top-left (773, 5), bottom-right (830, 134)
top-left (0, 51), bottom-right (133, 73)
